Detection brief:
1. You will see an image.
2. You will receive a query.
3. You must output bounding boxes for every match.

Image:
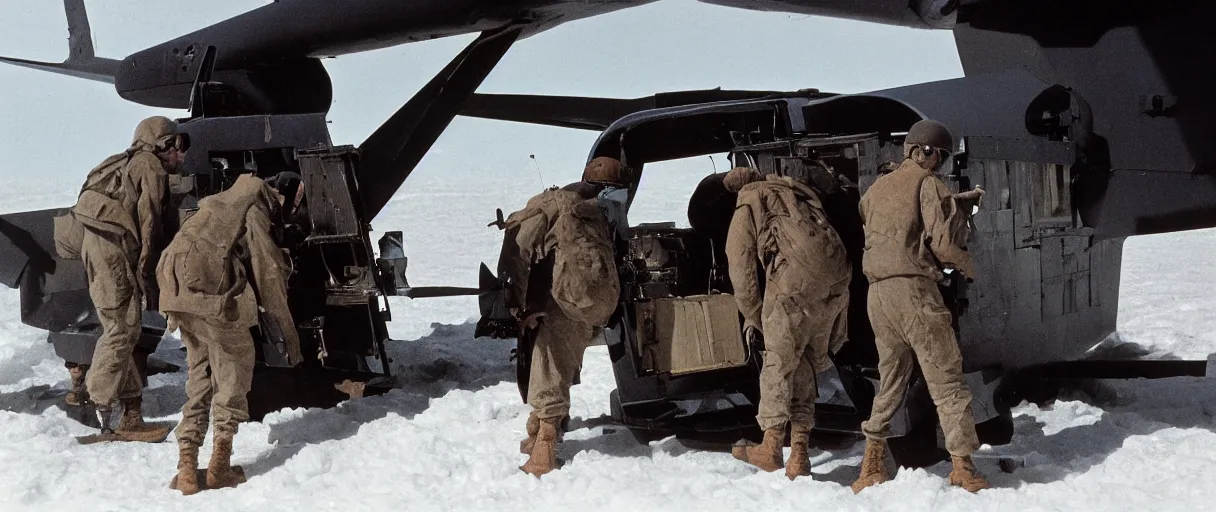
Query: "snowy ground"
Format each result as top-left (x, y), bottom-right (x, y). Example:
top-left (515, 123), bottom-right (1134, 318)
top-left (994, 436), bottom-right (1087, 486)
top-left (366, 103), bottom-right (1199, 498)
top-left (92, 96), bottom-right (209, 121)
top-left (2, 165), bottom-right (1215, 511)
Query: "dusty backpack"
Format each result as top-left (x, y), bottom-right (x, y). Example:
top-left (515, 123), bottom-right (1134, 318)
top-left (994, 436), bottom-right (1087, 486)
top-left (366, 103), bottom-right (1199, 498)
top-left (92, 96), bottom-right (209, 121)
top-left (548, 198), bottom-right (619, 326)
top-left (741, 176), bottom-right (852, 293)
top-left (53, 151), bottom-right (134, 259)
top-left (499, 188), bottom-right (619, 327)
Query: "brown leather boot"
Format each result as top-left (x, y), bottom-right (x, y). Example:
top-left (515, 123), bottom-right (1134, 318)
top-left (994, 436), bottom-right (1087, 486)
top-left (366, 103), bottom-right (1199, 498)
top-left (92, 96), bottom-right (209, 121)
top-left (519, 413), bottom-right (540, 454)
top-left (65, 366), bottom-right (87, 406)
top-left (116, 397), bottom-right (145, 432)
top-left (520, 416), bottom-right (560, 477)
top-left (785, 423), bottom-right (813, 480)
top-left (205, 434), bottom-right (247, 489)
top-left (850, 439), bottom-right (890, 493)
top-left (519, 413), bottom-right (565, 454)
top-left (731, 426), bottom-right (785, 472)
top-left (948, 455), bottom-right (990, 492)
top-left (169, 444), bottom-right (202, 495)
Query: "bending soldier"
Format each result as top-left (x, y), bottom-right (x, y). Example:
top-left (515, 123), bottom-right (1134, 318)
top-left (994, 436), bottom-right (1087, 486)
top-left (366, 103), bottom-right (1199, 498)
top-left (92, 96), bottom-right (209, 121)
top-left (505, 157), bottom-right (626, 477)
top-left (62, 116), bottom-right (187, 436)
top-left (851, 119), bottom-right (989, 493)
top-left (159, 172), bottom-right (304, 495)
top-left (723, 167), bottom-right (852, 480)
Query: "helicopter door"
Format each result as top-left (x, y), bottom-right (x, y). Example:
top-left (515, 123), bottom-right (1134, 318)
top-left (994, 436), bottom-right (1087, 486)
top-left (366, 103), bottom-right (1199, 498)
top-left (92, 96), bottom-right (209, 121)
top-left (952, 136), bottom-right (1121, 368)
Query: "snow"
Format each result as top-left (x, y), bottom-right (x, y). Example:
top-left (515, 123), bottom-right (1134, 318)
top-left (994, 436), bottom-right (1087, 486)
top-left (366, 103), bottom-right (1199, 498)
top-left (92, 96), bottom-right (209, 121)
top-left (3, 161), bottom-right (1216, 511)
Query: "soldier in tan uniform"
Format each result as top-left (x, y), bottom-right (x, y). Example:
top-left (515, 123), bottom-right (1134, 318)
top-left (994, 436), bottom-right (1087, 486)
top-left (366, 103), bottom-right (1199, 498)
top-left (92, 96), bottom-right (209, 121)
top-left (505, 157), bottom-right (624, 477)
top-left (62, 116), bottom-right (187, 435)
top-left (722, 167), bottom-right (852, 480)
top-left (851, 119), bottom-right (990, 493)
top-left (159, 172), bottom-right (304, 495)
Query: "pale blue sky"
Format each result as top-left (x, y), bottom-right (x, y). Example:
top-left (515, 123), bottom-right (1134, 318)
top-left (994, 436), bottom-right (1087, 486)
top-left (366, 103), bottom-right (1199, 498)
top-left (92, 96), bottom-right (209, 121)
top-left (0, 0), bottom-right (963, 211)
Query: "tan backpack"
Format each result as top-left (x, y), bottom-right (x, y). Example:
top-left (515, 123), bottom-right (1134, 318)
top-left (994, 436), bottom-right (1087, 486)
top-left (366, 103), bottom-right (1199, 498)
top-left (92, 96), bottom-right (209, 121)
top-left (548, 198), bottom-right (619, 327)
top-left (53, 151), bottom-right (134, 259)
top-left (499, 189), bottom-right (619, 326)
top-left (744, 178), bottom-right (852, 292)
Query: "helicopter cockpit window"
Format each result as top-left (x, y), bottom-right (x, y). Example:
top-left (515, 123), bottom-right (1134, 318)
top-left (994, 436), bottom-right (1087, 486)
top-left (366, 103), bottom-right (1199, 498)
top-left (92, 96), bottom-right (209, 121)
top-left (628, 153), bottom-right (730, 227)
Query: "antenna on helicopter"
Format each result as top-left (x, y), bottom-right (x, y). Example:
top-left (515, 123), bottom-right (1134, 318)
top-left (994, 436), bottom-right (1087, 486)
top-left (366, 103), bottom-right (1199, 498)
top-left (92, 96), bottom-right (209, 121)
top-left (529, 154), bottom-right (545, 189)
top-left (708, 155), bottom-right (718, 173)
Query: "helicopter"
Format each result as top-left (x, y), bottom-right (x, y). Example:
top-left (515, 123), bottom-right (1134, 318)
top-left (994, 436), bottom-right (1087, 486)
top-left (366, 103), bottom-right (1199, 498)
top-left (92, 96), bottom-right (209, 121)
top-left (1, 0), bottom-right (1213, 449)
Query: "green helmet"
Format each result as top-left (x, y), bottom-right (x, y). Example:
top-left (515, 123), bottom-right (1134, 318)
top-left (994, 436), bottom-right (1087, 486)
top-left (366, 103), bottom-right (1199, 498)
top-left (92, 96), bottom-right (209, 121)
top-left (905, 119), bottom-right (954, 154)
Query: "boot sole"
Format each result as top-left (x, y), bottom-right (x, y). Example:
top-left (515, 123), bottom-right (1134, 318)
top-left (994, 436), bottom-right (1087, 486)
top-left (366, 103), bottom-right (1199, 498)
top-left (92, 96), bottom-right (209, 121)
top-left (171, 468), bottom-right (248, 494)
top-left (77, 421), bottom-right (176, 445)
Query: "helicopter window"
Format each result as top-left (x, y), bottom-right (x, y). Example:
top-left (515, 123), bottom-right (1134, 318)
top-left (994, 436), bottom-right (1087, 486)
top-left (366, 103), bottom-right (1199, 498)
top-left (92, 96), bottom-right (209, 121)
top-left (628, 153), bottom-right (730, 227)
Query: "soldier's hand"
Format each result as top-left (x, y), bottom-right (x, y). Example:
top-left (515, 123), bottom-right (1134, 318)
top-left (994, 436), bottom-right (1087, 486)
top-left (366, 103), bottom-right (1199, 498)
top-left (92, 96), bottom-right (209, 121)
top-left (520, 311), bottom-right (547, 330)
top-left (954, 186), bottom-right (985, 213)
top-left (956, 267), bottom-right (975, 283)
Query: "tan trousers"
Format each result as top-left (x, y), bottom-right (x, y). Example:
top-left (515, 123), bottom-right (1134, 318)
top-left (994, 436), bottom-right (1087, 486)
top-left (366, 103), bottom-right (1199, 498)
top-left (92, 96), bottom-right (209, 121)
top-left (174, 313), bottom-right (256, 447)
top-left (861, 276), bottom-right (979, 457)
top-left (756, 292), bottom-right (848, 431)
top-left (527, 307), bottom-right (594, 420)
top-left (82, 231), bottom-right (143, 406)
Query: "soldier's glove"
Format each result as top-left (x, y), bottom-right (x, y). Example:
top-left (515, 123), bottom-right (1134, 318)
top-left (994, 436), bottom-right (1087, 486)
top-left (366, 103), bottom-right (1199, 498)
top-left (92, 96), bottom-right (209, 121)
top-left (519, 310), bottom-right (547, 331)
top-left (953, 186), bottom-right (985, 213)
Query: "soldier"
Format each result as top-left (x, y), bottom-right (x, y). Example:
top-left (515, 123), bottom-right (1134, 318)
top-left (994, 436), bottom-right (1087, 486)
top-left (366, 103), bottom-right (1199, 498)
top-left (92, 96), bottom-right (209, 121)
top-left (722, 167), bottom-right (852, 480)
top-left (506, 157), bottom-right (625, 477)
top-left (159, 172), bottom-right (304, 495)
top-left (62, 116), bottom-right (187, 437)
top-left (851, 119), bottom-right (990, 493)
top-left (687, 170), bottom-right (736, 282)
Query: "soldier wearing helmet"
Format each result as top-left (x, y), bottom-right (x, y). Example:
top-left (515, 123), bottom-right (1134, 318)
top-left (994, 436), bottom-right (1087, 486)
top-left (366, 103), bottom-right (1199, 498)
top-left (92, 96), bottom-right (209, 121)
top-left (60, 116), bottom-right (188, 440)
top-left (571, 156), bottom-right (631, 244)
top-left (503, 157), bottom-right (625, 477)
top-left (851, 119), bottom-right (990, 493)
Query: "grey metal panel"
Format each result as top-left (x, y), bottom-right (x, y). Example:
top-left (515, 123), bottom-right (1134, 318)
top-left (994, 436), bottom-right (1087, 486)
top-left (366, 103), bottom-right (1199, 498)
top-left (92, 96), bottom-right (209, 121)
top-left (869, 70), bottom-right (1055, 142)
top-left (958, 207), bottom-right (1015, 369)
top-left (1090, 169), bottom-right (1216, 238)
top-left (972, 159), bottom-right (1012, 211)
top-left (1091, 237), bottom-right (1125, 313)
top-left (1011, 161), bottom-right (1037, 248)
top-left (177, 113), bottom-right (332, 178)
top-left (299, 150), bottom-right (362, 240)
top-left (0, 208), bottom-right (63, 289)
top-left (0, 243), bottom-right (26, 289)
top-left (1068, 235), bottom-right (1093, 314)
top-left (966, 137), bottom-right (1075, 166)
top-left (1008, 247), bottom-right (1043, 366)
top-left (1039, 237), bottom-right (1064, 320)
top-left (955, 3), bottom-right (1216, 175)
